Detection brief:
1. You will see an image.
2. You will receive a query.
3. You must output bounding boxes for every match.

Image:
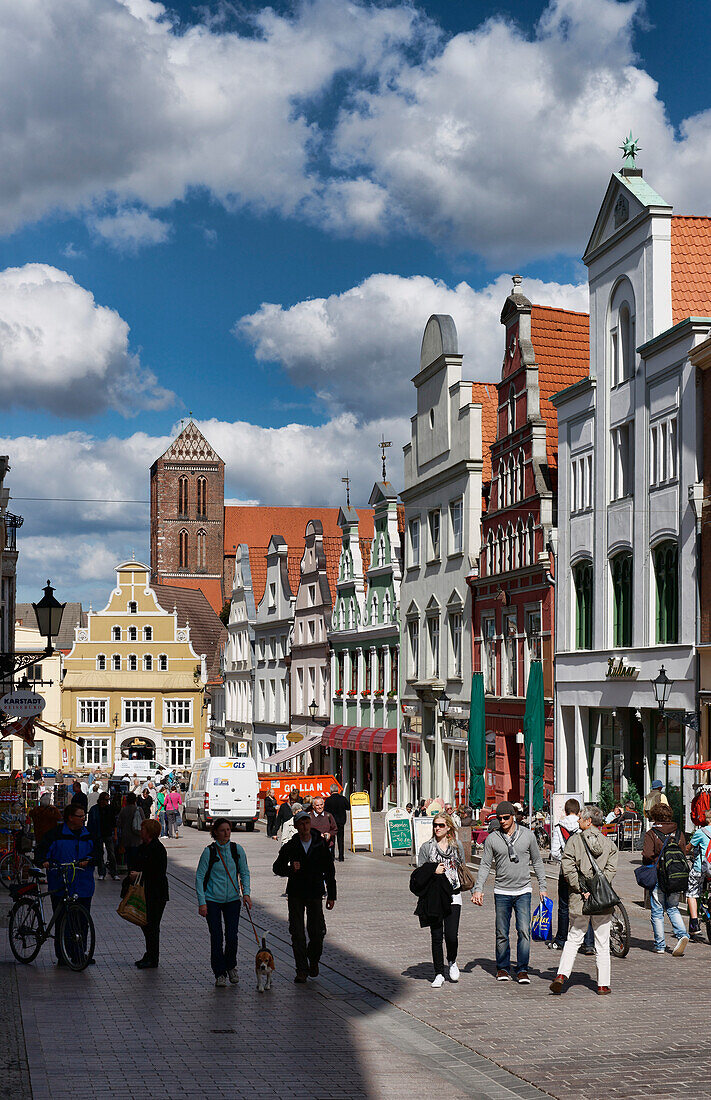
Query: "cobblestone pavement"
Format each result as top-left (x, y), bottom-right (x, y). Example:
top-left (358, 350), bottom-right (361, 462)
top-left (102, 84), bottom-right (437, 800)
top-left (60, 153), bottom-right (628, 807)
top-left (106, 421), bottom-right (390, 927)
top-left (3, 824), bottom-right (711, 1099)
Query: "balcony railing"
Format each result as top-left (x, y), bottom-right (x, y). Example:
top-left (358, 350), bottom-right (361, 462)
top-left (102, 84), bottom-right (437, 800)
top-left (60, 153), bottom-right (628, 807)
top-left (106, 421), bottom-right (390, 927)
top-left (4, 513), bottom-right (23, 552)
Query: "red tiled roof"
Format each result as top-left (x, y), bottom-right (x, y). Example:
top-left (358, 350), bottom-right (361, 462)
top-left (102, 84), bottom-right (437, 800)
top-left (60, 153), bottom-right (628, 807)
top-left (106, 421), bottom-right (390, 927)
top-left (153, 582), bottom-right (227, 682)
top-left (158, 576), bottom-right (224, 615)
top-left (223, 506), bottom-right (373, 607)
top-left (671, 216), bottom-right (711, 325)
top-left (471, 381), bottom-right (499, 484)
top-left (531, 306), bottom-right (590, 468)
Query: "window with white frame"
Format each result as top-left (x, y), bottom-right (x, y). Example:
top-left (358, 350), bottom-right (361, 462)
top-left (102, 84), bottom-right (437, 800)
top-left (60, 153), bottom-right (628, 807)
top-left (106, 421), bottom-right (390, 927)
top-left (128, 601), bottom-right (137, 614)
top-left (525, 609), bottom-right (542, 670)
top-left (409, 518), bottom-right (420, 567)
top-left (166, 739), bottom-right (193, 767)
top-left (377, 537), bottom-right (386, 566)
top-left (158, 654), bottom-right (168, 671)
top-left (428, 509), bottom-right (441, 560)
top-left (79, 737), bottom-right (110, 765)
top-left (112, 654), bottom-right (121, 671)
top-left (143, 626), bottom-right (152, 641)
top-left (268, 582), bottom-right (276, 608)
top-left (517, 451), bottom-right (525, 499)
top-left (450, 499), bottom-right (463, 554)
top-left (650, 413), bottom-right (678, 488)
top-left (449, 612), bottom-right (462, 679)
top-left (610, 421), bottom-right (634, 500)
top-left (78, 698), bottom-right (107, 726)
top-left (297, 667), bottom-right (304, 712)
top-left (482, 616), bottom-right (496, 694)
top-left (96, 654), bottom-right (106, 671)
top-left (269, 636), bottom-right (276, 659)
top-left (610, 302), bottom-right (634, 388)
top-left (164, 699), bottom-right (191, 725)
top-left (487, 531), bottom-right (495, 575)
top-left (571, 450), bottom-right (593, 514)
top-left (128, 626), bottom-right (137, 642)
top-left (503, 613), bottom-right (518, 696)
top-left (308, 584), bottom-right (316, 606)
top-left (427, 615), bottom-right (440, 678)
top-left (112, 626), bottom-right (121, 641)
top-left (128, 654), bottom-right (138, 672)
top-left (143, 654), bottom-right (152, 671)
top-left (408, 619), bottom-right (419, 679)
top-left (123, 699), bottom-right (153, 724)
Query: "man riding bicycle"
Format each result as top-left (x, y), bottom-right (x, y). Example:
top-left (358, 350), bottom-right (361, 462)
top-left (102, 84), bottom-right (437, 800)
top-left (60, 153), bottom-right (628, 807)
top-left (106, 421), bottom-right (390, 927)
top-left (35, 804), bottom-right (98, 966)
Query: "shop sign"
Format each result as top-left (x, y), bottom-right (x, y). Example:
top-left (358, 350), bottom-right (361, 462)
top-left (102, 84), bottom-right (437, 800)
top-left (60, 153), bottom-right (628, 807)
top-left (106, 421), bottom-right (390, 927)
top-left (1, 691), bottom-right (45, 718)
top-left (384, 810), bottom-right (412, 856)
top-left (237, 741), bottom-right (248, 754)
top-left (606, 657), bottom-right (639, 680)
top-left (202, 741), bottom-right (211, 750)
top-left (401, 704), bottom-right (418, 716)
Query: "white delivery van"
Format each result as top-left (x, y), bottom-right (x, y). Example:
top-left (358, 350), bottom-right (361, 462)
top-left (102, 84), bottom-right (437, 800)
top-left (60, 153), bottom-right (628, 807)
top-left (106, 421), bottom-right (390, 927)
top-left (184, 756), bottom-right (259, 831)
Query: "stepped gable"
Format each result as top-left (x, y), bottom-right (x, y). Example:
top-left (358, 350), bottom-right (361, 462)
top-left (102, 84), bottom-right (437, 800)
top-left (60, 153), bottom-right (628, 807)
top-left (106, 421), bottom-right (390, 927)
top-left (671, 216), bottom-right (711, 324)
top-left (531, 305), bottom-right (590, 468)
top-left (160, 420), bottom-right (222, 464)
top-left (153, 582), bottom-right (227, 683)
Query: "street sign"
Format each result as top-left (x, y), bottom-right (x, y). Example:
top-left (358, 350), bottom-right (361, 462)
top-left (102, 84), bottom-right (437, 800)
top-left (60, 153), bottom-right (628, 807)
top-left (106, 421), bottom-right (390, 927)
top-left (384, 809), bottom-right (412, 856)
top-left (1, 691), bottom-right (45, 718)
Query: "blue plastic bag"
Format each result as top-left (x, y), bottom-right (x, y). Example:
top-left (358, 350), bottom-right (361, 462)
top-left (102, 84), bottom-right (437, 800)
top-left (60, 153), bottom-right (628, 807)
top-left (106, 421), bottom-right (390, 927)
top-left (531, 896), bottom-right (553, 941)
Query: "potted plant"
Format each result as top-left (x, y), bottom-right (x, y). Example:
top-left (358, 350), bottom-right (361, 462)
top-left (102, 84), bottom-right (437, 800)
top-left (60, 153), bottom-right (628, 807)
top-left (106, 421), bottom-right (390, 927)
top-left (374, 689), bottom-right (384, 697)
top-left (335, 689), bottom-right (343, 697)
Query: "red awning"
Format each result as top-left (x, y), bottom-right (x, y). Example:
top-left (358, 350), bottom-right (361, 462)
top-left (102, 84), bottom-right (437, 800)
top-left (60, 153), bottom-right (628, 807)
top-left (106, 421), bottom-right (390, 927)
top-left (341, 725), bottom-right (367, 751)
top-left (321, 725), bottom-right (342, 748)
top-left (331, 725), bottom-right (356, 749)
top-left (370, 727), bottom-right (397, 754)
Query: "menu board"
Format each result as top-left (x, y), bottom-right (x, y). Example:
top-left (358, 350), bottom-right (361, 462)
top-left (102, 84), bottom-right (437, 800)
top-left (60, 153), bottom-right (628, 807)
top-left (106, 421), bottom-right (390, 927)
top-left (350, 791), bottom-right (373, 852)
top-left (384, 810), bottom-right (412, 856)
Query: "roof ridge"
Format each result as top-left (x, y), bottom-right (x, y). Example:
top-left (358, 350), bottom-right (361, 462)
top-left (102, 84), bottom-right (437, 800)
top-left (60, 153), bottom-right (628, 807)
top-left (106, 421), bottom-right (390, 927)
top-left (530, 304), bottom-right (589, 318)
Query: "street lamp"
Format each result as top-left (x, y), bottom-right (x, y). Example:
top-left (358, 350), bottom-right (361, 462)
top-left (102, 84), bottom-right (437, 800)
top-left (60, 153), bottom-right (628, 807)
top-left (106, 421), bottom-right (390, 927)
top-left (653, 665), bottom-right (673, 716)
top-left (437, 691), bottom-right (451, 719)
top-left (308, 699), bottom-right (328, 726)
top-left (0, 579), bottom-right (65, 682)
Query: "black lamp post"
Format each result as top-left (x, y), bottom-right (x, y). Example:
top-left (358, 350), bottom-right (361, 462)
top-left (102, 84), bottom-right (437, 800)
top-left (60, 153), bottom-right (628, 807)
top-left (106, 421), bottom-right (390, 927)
top-left (653, 665), bottom-right (673, 716)
top-left (1, 579), bottom-right (65, 683)
top-left (308, 699), bottom-right (328, 726)
top-left (437, 690), bottom-right (451, 719)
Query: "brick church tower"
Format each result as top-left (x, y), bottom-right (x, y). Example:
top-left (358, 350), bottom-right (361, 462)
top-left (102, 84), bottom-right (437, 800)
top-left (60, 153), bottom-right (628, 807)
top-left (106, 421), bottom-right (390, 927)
top-left (150, 422), bottom-right (225, 608)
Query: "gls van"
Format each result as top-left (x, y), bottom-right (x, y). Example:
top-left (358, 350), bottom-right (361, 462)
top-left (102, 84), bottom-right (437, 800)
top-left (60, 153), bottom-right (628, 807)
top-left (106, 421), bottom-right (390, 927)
top-left (184, 756), bottom-right (259, 831)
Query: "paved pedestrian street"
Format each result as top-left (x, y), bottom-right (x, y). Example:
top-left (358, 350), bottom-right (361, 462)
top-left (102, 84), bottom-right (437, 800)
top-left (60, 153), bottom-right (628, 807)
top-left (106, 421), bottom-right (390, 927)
top-left (3, 825), bottom-right (711, 1100)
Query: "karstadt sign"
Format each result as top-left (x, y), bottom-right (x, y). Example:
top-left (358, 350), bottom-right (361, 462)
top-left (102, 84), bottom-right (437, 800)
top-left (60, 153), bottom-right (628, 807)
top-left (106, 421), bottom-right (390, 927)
top-left (1, 691), bottom-right (46, 718)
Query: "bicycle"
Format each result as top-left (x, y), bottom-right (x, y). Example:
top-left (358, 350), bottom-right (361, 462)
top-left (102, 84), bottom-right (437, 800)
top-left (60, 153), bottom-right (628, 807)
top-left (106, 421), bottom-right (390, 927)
top-left (8, 862), bottom-right (96, 971)
top-left (609, 901), bottom-right (630, 957)
top-left (694, 879), bottom-right (711, 943)
top-left (0, 845), bottom-right (33, 889)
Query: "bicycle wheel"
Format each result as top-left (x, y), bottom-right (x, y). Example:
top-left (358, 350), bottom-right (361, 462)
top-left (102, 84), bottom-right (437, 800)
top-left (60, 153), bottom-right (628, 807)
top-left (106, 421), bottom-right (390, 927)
top-left (0, 851), bottom-right (30, 888)
top-left (610, 902), bottom-right (630, 958)
top-left (57, 902), bottom-right (95, 971)
top-left (8, 900), bottom-right (43, 963)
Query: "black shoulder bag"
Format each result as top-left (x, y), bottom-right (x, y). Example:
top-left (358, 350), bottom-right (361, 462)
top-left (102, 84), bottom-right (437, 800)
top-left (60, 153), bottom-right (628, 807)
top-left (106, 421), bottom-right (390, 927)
top-left (579, 832), bottom-right (620, 915)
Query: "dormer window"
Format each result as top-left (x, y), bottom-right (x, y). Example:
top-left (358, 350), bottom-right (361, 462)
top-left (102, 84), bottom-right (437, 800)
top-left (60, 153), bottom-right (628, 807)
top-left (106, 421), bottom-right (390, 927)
top-left (128, 601), bottom-right (137, 614)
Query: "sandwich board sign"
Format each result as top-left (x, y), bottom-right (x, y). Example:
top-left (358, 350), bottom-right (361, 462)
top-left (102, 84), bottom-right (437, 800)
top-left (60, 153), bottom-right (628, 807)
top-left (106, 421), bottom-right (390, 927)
top-left (384, 809), bottom-right (412, 857)
top-left (411, 815), bottom-right (435, 863)
top-left (349, 791), bottom-right (373, 852)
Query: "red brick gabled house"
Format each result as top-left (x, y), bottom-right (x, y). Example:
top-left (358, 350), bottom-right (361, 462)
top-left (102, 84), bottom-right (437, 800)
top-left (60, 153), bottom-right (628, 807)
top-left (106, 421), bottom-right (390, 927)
top-left (472, 278), bottom-right (589, 806)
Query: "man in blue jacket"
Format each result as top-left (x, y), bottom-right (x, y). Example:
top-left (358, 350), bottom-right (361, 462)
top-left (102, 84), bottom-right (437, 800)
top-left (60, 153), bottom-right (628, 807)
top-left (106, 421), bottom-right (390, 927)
top-left (35, 803), bottom-right (98, 965)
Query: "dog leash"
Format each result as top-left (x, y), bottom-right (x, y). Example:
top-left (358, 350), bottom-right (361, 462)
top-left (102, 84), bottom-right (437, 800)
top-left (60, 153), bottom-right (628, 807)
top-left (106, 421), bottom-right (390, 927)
top-left (216, 845), bottom-right (261, 946)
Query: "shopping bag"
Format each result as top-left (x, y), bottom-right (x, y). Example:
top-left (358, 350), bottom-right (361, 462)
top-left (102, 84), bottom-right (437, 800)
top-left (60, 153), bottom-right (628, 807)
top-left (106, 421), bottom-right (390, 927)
top-left (531, 896), bottom-right (553, 941)
top-left (117, 877), bottom-right (147, 927)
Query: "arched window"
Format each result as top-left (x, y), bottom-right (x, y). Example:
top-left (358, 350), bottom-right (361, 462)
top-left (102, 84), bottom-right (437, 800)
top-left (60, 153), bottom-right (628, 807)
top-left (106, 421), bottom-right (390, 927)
top-left (611, 551), bottom-right (633, 647)
top-left (527, 516), bottom-right (535, 563)
top-left (517, 520), bottom-right (525, 567)
top-left (197, 529), bottom-right (207, 570)
top-left (178, 476), bottom-right (188, 516)
top-left (197, 476), bottom-right (207, 517)
top-left (179, 529), bottom-right (188, 569)
top-left (654, 541), bottom-right (678, 644)
top-left (128, 601), bottom-right (137, 614)
top-left (128, 626), bottom-right (137, 642)
top-left (498, 461), bottom-right (505, 508)
top-left (96, 654), bottom-right (106, 671)
top-left (619, 303), bottom-right (632, 382)
top-left (377, 538), bottom-right (386, 567)
top-left (128, 654), bottom-right (137, 672)
top-left (497, 528), bottom-right (505, 573)
top-left (487, 531), bottom-right (495, 575)
top-left (573, 560), bottom-right (593, 649)
top-left (508, 456), bottom-right (515, 503)
top-left (517, 451), bottom-right (525, 499)
top-left (112, 654), bottom-right (121, 671)
top-left (506, 523), bottom-right (514, 571)
top-left (509, 384), bottom-right (516, 433)
top-left (383, 591), bottom-right (391, 621)
top-left (372, 594), bottom-right (379, 624)
top-left (112, 626), bottom-right (121, 641)
top-left (143, 654), bottom-right (153, 671)
top-left (143, 626), bottom-right (152, 641)
top-left (158, 654), bottom-right (168, 671)
top-left (609, 279), bottom-right (635, 388)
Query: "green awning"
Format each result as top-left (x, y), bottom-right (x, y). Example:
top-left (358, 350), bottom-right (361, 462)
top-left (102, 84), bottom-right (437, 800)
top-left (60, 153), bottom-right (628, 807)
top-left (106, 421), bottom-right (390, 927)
top-left (468, 671), bottom-right (485, 809)
top-left (524, 660), bottom-right (545, 812)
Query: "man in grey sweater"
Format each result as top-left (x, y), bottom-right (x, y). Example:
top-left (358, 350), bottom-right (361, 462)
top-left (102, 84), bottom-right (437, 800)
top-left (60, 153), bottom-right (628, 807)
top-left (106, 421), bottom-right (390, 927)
top-left (472, 800), bottom-right (548, 984)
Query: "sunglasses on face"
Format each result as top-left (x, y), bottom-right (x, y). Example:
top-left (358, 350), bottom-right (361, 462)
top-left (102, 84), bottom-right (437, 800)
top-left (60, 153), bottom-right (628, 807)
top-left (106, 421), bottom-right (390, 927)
top-left (433, 822), bottom-right (447, 829)
top-left (499, 815), bottom-right (513, 821)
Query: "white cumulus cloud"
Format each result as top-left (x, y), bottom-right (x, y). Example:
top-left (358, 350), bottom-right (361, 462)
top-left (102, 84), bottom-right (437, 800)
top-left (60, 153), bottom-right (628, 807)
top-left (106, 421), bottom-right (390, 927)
top-left (89, 208), bottom-right (171, 251)
top-left (0, 264), bottom-right (173, 415)
top-left (237, 272), bottom-right (588, 418)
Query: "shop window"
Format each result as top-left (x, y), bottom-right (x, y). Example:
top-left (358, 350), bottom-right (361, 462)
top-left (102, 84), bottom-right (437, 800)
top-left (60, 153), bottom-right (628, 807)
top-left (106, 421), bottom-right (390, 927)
top-left (573, 560), bottom-right (593, 650)
top-left (588, 712), bottom-right (623, 802)
top-left (611, 551), bottom-right (633, 647)
top-left (0, 740), bottom-right (13, 772)
top-left (654, 541), bottom-right (678, 644)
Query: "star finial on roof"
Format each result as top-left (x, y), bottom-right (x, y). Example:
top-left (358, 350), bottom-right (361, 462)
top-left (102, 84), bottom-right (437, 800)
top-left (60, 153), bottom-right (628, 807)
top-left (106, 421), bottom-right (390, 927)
top-left (341, 472), bottom-right (351, 508)
top-left (620, 132), bottom-right (641, 169)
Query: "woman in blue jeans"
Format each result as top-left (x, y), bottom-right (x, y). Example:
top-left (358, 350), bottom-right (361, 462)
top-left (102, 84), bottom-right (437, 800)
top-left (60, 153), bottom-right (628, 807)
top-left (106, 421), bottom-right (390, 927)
top-left (195, 818), bottom-right (252, 987)
top-left (641, 802), bottom-right (689, 956)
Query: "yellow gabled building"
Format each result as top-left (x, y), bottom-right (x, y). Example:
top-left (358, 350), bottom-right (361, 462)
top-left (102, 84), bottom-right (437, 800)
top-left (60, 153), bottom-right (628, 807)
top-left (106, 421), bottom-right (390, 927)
top-left (61, 561), bottom-right (212, 772)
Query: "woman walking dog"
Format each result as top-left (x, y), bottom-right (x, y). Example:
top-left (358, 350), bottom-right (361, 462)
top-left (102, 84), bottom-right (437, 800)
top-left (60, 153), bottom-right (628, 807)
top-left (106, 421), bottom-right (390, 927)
top-left (415, 812), bottom-right (471, 987)
top-left (195, 818), bottom-right (252, 988)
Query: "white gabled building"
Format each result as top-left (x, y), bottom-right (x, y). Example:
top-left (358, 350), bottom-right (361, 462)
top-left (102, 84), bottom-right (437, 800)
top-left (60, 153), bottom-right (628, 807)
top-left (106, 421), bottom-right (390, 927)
top-left (253, 535), bottom-right (295, 768)
top-left (554, 150), bottom-right (710, 822)
top-left (222, 544), bottom-right (255, 757)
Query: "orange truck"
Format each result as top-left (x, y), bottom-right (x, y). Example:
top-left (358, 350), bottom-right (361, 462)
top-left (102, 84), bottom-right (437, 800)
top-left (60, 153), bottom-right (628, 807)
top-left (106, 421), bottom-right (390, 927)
top-left (258, 773), bottom-right (342, 805)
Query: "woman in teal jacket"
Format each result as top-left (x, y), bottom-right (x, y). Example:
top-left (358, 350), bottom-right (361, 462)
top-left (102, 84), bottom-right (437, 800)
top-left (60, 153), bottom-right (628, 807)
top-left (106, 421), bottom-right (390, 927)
top-left (195, 818), bottom-right (252, 987)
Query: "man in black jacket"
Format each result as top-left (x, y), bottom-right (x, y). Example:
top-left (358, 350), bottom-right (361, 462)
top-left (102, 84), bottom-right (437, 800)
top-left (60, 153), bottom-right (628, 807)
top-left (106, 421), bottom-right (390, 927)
top-left (324, 785), bottom-right (349, 862)
top-left (273, 811), bottom-right (337, 983)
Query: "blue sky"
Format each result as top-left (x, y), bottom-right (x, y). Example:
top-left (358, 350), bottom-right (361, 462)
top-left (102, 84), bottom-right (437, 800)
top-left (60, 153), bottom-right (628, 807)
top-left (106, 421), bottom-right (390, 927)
top-left (2, 0), bottom-right (710, 604)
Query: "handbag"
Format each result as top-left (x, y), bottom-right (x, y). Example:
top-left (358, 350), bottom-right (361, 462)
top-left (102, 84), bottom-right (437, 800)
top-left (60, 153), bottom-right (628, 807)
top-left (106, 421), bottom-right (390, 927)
top-left (456, 861), bottom-right (477, 891)
top-left (579, 832), bottom-right (620, 915)
top-left (117, 872), bottom-right (147, 927)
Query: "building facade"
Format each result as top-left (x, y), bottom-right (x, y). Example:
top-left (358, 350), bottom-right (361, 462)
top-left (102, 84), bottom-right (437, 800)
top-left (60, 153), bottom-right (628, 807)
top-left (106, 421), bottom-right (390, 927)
top-left (320, 481), bottom-right (401, 808)
top-left (554, 158), bottom-right (709, 821)
top-left (62, 561), bottom-right (209, 771)
top-left (399, 315), bottom-right (495, 807)
top-left (473, 283), bottom-right (589, 805)
top-left (220, 545), bottom-right (255, 758)
top-left (253, 535), bottom-right (295, 768)
top-left (289, 521), bottom-right (333, 766)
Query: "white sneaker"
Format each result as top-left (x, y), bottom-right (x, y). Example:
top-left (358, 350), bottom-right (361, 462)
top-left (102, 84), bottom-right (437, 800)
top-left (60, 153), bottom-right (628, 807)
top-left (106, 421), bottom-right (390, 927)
top-left (215, 975), bottom-right (227, 988)
top-left (672, 935), bottom-right (689, 957)
top-left (228, 968), bottom-right (239, 984)
top-left (431, 973), bottom-right (446, 988)
top-left (449, 962), bottom-right (460, 982)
